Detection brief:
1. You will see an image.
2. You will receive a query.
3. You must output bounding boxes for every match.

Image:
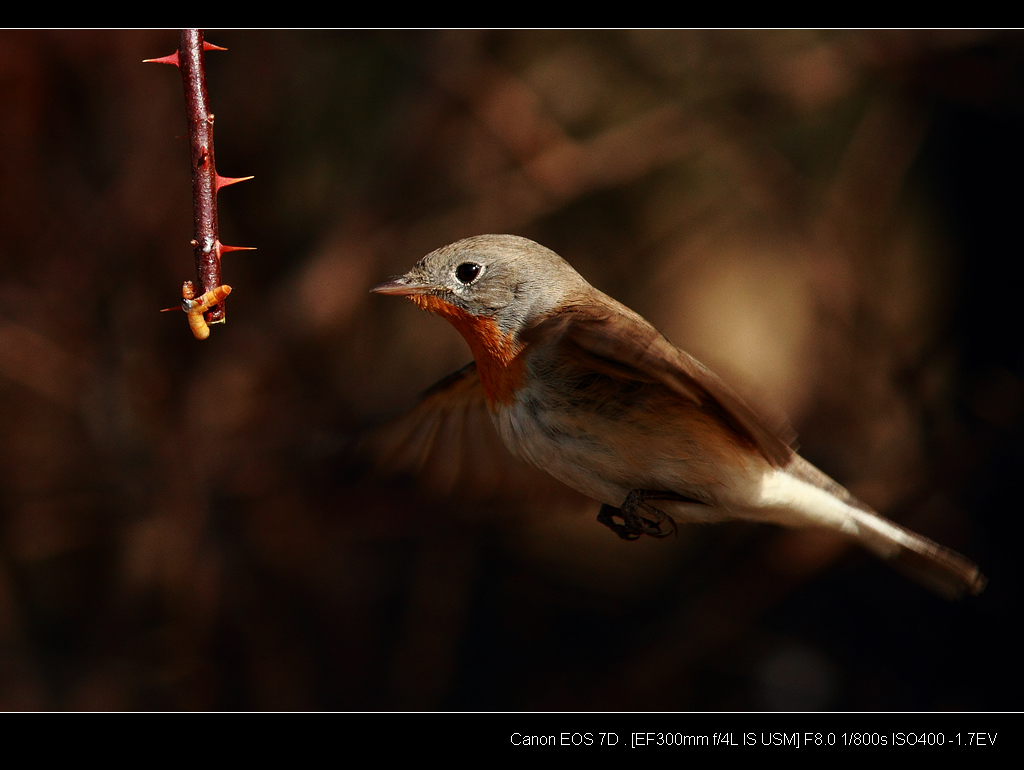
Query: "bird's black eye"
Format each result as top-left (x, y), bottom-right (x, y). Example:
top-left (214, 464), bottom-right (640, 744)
top-left (455, 262), bottom-right (481, 284)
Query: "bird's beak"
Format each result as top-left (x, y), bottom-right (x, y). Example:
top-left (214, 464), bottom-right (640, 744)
top-left (370, 274), bottom-right (431, 296)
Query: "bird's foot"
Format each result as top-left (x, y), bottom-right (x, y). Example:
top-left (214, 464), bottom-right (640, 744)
top-left (597, 490), bottom-right (683, 540)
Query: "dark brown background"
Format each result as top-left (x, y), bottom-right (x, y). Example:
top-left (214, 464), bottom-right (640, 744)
top-left (0, 29), bottom-right (1018, 711)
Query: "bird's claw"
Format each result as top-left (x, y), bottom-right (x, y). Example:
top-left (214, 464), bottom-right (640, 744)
top-left (598, 491), bottom-right (678, 540)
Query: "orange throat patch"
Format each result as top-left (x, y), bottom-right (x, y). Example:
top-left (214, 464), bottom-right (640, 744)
top-left (411, 294), bottom-right (525, 407)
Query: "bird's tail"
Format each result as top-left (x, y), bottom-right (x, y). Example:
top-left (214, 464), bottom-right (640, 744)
top-left (841, 504), bottom-right (987, 599)
top-left (755, 456), bottom-right (986, 599)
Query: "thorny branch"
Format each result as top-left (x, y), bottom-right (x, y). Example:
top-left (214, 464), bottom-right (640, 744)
top-left (147, 29), bottom-right (253, 337)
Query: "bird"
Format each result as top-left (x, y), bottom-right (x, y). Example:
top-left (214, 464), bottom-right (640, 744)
top-left (369, 234), bottom-right (986, 599)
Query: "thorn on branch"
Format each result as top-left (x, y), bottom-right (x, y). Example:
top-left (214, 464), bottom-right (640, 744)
top-left (143, 41), bottom-right (228, 67)
top-left (216, 174), bottom-right (255, 191)
top-left (143, 52), bottom-right (182, 66)
top-left (218, 243), bottom-right (257, 257)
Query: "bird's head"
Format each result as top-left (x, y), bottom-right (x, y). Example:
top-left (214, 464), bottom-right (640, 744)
top-left (372, 234), bottom-right (589, 339)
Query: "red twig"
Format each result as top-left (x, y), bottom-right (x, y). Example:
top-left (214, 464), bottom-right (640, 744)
top-left (147, 29), bottom-right (253, 335)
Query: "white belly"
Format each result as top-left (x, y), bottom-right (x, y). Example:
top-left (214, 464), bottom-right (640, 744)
top-left (491, 387), bottom-right (766, 519)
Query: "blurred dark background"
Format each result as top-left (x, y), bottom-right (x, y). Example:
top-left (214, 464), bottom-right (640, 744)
top-left (0, 29), bottom-right (1019, 711)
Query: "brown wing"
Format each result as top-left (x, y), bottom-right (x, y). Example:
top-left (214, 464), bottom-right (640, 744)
top-left (356, 362), bottom-right (589, 506)
top-left (525, 298), bottom-right (797, 468)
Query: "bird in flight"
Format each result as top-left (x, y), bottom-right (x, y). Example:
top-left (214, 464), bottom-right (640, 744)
top-left (368, 234), bottom-right (986, 599)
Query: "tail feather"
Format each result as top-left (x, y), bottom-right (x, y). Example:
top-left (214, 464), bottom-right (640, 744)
top-left (756, 457), bottom-right (986, 599)
top-left (846, 507), bottom-right (987, 600)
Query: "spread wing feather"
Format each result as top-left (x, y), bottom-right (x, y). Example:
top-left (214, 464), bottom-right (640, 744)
top-left (357, 362), bottom-right (588, 506)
